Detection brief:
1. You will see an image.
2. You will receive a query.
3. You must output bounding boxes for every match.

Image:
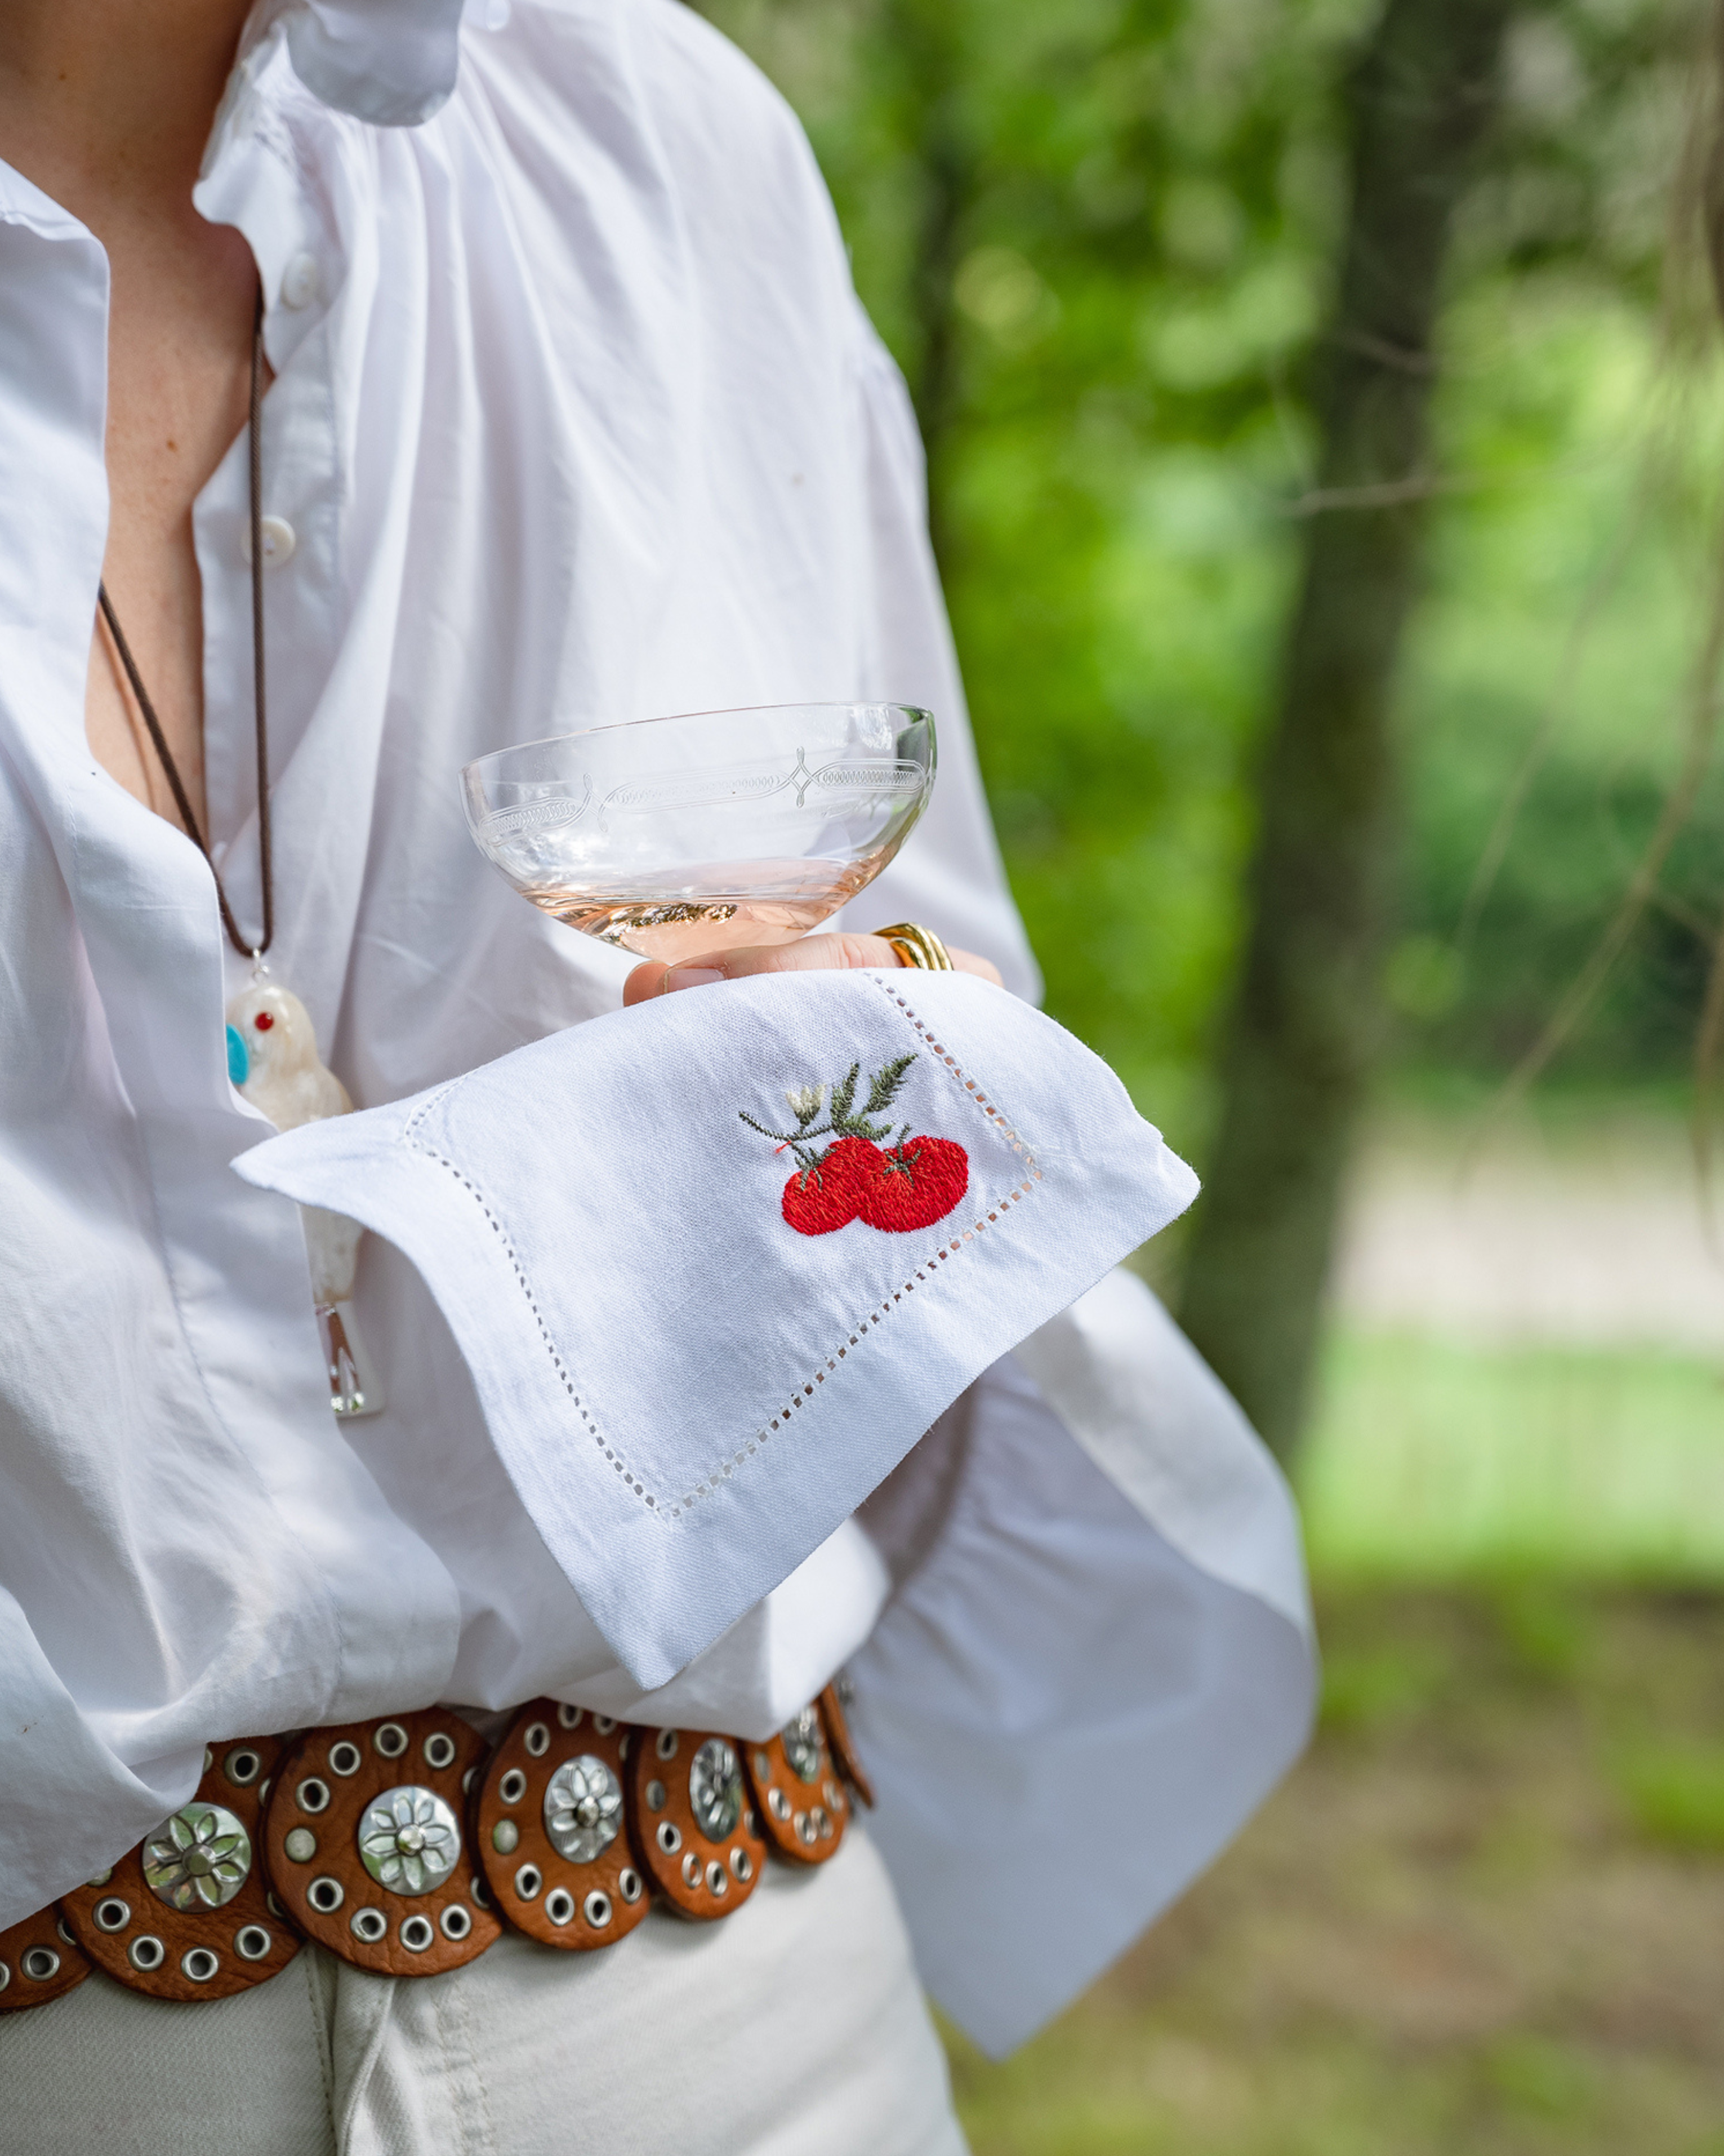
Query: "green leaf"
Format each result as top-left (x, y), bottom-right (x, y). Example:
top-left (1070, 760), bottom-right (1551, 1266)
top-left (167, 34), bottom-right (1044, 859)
top-left (863, 1052), bottom-right (917, 1117)
top-left (828, 1061), bottom-right (860, 1126)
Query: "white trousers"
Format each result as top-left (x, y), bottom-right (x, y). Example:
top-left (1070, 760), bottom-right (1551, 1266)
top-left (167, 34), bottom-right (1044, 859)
top-left (0, 1827), bottom-right (965, 2156)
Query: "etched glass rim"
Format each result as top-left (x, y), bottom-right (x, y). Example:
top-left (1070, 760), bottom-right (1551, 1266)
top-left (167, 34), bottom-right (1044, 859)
top-left (462, 701), bottom-right (934, 783)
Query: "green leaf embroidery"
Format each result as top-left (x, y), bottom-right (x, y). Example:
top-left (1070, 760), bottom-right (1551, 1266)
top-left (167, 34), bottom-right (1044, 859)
top-left (738, 1052), bottom-right (920, 1159)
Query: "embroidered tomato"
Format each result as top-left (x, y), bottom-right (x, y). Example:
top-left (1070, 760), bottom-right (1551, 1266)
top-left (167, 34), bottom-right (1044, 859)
top-left (781, 1137), bottom-right (881, 1236)
top-left (857, 1137), bottom-right (969, 1233)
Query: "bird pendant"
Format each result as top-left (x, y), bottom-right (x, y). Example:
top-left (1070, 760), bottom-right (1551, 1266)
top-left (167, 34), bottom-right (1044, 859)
top-left (227, 979), bottom-right (382, 1419)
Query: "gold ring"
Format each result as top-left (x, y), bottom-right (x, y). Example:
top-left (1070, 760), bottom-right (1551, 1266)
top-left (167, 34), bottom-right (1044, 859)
top-left (870, 921), bottom-right (954, 971)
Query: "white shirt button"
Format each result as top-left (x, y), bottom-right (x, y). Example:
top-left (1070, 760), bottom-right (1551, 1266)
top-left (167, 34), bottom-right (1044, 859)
top-left (280, 254), bottom-right (320, 310)
top-left (240, 517), bottom-right (297, 567)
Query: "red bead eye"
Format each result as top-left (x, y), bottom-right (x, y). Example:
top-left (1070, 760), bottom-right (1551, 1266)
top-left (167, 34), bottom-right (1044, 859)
top-left (254, 1012), bottom-right (274, 1031)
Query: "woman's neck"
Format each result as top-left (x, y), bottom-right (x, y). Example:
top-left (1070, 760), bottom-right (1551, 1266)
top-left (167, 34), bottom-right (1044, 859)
top-left (0, 0), bottom-right (268, 835)
top-left (0, 0), bottom-right (256, 224)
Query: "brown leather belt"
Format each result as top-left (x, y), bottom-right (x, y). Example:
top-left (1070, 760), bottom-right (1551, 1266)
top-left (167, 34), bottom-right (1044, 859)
top-left (0, 1684), bottom-right (871, 2013)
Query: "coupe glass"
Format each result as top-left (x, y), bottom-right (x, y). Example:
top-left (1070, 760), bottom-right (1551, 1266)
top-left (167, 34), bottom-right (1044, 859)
top-left (461, 703), bottom-right (935, 962)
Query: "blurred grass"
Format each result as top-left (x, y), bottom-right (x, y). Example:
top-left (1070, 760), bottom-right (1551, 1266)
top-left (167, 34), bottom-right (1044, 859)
top-left (1299, 1330), bottom-right (1724, 1581)
top-left (943, 1585), bottom-right (1724, 2156)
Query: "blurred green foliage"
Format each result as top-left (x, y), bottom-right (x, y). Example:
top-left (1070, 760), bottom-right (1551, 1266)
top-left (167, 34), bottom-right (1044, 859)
top-left (694, 0), bottom-right (1724, 1153)
top-left (1616, 1738), bottom-right (1724, 1847)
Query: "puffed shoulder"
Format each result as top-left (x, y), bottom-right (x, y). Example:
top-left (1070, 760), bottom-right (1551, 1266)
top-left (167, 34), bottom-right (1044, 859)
top-left (453, 0), bottom-right (856, 336)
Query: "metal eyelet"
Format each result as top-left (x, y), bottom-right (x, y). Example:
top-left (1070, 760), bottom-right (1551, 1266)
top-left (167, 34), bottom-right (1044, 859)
top-left (730, 1848), bottom-right (752, 1882)
top-left (769, 1788), bottom-right (791, 1821)
top-left (498, 1768), bottom-right (527, 1806)
top-left (399, 1915), bottom-right (435, 1952)
top-left (544, 1888), bottom-right (574, 1927)
top-left (656, 1821), bottom-right (681, 1855)
top-left (583, 1891), bottom-right (612, 1929)
top-left (440, 1905), bottom-right (473, 1940)
top-left (374, 1722), bottom-right (409, 1759)
top-left (296, 1777), bottom-right (332, 1815)
top-left (20, 1947), bottom-right (61, 1982)
top-left (593, 1714), bottom-right (617, 1735)
top-left (328, 1741), bottom-right (363, 1777)
top-left (350, 1908), bottom-right (387, 1944)
top-left (84, 1868), bottom-right (113, 1888)
top-left (654, 1729), bottom-right (678, 1761)
top-left (618, 1867), bottom-right (644, 1904)
top-left (514, 1864), bottom-right (542, 1901)
top-left (470, 1873), bottom-right (492, 1910)
top-left (308, 1877), bottom-right (345, 1914)
top-left (128, 1936), bottom-right (166, 1972)
top-left (180, 1947), bottom-right (220, 1982)
top-left (680, 1851), bottom-right (701, 1888)
top-left (235, 1925), bottom-right (272, 1961)
top-left (556, 1704), bottom-right (583, 1730)
top-left (224, 1747), bottom-right (262, 1787)
top-left (524, 1723), bottom-right (550, 1758)
top-left (93, 1897), bottom-right (131, 1933)
top-left (706, 1862), bottom-right (728, 1896)
top-left (424, 1732), bottom-right (457, 1770)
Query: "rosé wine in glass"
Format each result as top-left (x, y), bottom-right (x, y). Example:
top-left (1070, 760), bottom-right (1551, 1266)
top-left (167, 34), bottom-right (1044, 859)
top-left (461, 704), bottom-right (935, 962)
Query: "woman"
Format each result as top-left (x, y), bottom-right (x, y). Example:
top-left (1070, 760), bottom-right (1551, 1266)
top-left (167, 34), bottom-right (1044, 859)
top-left (0, 1), bottom-right (1313, 2146)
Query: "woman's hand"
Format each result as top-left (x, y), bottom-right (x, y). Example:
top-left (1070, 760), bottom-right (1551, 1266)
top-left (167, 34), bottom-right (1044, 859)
top-left (622, 932), bottom-right (1001, 1006)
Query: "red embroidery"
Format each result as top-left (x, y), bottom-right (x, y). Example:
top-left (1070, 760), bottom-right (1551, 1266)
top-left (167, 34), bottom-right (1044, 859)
top-left (857, 1136), bottom-right (969, 1233)
top-left (781, 1136), bottom-right (880, 1235)
top-left (742, 1056), bottom-right (970, 1237)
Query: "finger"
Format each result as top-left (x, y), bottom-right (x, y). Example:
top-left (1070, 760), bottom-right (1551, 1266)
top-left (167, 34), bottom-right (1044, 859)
top-left (623, 934), bottom-right (889, 1004)
top-left (623, 933), bottom-right (1002, 1003)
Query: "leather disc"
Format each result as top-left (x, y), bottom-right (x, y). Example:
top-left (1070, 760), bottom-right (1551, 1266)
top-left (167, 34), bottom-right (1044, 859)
top-left (60, 1736), bottom-right (303, 2003)
top-left (818, 1681), bottom-right (875, 1808)
top-left (262, 1712), bottom-right (501, 1976)
top-left (0, 1908), bottom-right (91, 2015)
top-left (474, 1702), bottom-right (648, 1951)
top-left (742, 1702), bottom-right (851, 1865)
top-left (626, 1727), bottom-right (765, 1921)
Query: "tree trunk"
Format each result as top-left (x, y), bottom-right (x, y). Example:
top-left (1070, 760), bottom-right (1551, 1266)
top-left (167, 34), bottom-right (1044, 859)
top-left (882, 0), bottom-right (970, 573)
top-left (1177, 0), bottom-right (1516, 1464)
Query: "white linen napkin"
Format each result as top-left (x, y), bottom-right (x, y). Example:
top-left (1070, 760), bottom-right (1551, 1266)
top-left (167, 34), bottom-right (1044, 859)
top-left (235, 970), bottom-right (1197, 1690)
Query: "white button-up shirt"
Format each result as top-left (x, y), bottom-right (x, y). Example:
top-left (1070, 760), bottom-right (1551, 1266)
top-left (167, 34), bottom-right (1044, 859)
top-left (0, 0), bottom-right (1311, 2052)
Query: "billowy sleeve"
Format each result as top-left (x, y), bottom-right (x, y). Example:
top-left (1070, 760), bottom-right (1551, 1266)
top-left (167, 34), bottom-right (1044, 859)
top-left (850, 1268), bottom-right (1316, 2056)
top-left (841, 312), bottom-right (1043, 1003)
top-left (825, 305), bottom-right (1312, 2055)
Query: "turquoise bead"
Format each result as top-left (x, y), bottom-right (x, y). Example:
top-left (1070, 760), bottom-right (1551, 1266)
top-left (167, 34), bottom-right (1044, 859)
top-left (226, 1024), bottom-right (250, 1087)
